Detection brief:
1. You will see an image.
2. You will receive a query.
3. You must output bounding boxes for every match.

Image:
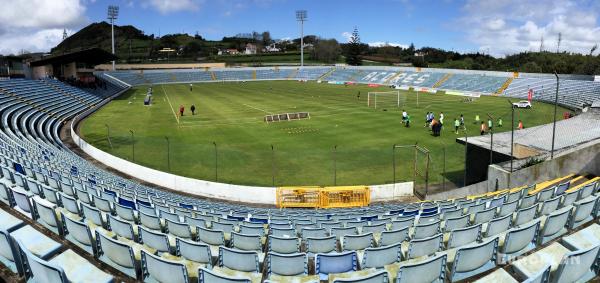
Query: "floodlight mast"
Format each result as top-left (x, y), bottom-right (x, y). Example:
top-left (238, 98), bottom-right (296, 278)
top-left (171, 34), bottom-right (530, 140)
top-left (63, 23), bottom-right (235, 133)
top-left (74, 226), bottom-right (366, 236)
top-left (108, 5), bottom-right (119, 71)
top-left (296, 10), bottom-right (307, 67)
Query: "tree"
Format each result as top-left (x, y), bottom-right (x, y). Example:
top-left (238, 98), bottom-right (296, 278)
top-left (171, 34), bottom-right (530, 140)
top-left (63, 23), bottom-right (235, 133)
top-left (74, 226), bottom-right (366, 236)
top-left (262, 31), bottom-right (272, 46)
top-left (185, 41), bottom-right (202, 56)
top-left (590, 44), bottom-right (598, 56)
top-left (312, 38), bottom-right (341, 63)
top-left (345, 27), bottom-right (362, 66)
top-left (522, 61), bottom-right (542, 73)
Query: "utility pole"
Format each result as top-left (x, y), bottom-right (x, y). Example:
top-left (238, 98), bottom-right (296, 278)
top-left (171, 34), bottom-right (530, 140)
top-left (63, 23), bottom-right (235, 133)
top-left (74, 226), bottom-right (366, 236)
top-left (551, 72), bottom-right (559, 159)
top-left (507, 100), bottom-right (515, 172)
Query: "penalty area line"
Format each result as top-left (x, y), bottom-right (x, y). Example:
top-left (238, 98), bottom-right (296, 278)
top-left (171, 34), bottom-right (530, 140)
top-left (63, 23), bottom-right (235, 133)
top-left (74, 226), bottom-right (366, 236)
top-left (161, 85), bottom-right (180, 124)
top-left (242, 103), bottom-right (271, 114)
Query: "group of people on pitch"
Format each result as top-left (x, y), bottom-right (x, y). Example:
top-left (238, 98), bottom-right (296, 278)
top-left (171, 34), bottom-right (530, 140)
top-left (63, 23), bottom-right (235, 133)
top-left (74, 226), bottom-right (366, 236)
top-left (401, 110), bottom-right (526, 137)
top-left (179, 104), bottom-right (197, 117)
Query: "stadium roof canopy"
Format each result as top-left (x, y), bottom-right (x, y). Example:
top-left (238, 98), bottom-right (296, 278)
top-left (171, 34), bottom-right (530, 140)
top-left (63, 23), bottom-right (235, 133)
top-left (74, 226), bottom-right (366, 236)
top-left (28, 48), bottom-right (116, 67)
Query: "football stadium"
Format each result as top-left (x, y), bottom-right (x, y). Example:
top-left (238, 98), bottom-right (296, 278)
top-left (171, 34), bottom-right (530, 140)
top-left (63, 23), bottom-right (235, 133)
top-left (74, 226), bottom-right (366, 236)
top-left (0, 1), bottom-right (600, 282)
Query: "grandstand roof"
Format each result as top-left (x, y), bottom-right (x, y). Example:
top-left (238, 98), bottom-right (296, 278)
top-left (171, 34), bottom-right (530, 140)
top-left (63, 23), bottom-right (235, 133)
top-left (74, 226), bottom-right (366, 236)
top-left (457, 113), bottom-right (600, 158)
top-left (27, 48), bottom-right (116, 67)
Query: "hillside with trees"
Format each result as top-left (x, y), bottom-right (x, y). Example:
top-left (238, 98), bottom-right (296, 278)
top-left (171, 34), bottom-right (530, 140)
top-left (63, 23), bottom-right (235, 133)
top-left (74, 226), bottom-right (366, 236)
top-left (50, 22), bottom-right (600, 74)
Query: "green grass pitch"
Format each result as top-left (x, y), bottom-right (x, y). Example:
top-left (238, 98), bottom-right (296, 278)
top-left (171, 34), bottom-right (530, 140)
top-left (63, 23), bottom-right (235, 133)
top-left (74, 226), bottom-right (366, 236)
top-left (79, 81), bottom-right (567, 187)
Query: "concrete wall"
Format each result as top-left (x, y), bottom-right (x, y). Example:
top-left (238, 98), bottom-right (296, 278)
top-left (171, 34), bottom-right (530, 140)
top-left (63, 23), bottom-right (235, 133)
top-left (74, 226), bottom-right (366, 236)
top-left (426, 180), bottom-right (489, 200)
top-left (488, 139), bottom-right (600, 189)
top-left (370, 183), bottom-right (414, 202)
top-left (32, 65), bottom-right (52, 79)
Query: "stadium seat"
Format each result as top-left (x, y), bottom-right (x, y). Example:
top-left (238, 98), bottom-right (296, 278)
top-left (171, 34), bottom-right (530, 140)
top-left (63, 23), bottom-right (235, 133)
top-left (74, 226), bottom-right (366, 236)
top-left (217, 246), bottom-right (261, 281)
top-left (268, 235), bottom-right (300, 254)
top-left (270, 227), bottom-right (295, 238)
top-left (32, 196), bottom-right (62, 235)
top-left (198, 267), bottom-right (251, 283)
top-left (138, 225), bottom-right (172, 254)
top-left (403, 233), bottom-right (442, 260)
top-left (141, 249), bottom-right (189, 283)
top-left (392, 253), bottom-right (446, 283)
top-left (446, 237), bottom-right (499, 282)
top-left (498, 220), bottom-right (540, 263)
top-left (16, 240), bottom-right (113, 283)
top-left (379, 227), bottom-right (409, 246)
top-left (442, 215), bottom-right (469, 232)
top-left (108, 214), bottom-right (137, 241)
top-left (266, 252), bottom-right (310, 277)
top-left (315, 251), bottom-right (358, 281)
top-left (391, 218), bottom-right (414, 231)
top-left (568, 196), bottom-right (597, 229)
top-left (411, 220), bottom-right (440, 239)
top-left (331, 269), bottom-right (389, 282)
top-left (175, 238), bottom-right (212, 269)
top-left (61, 212), bottom-right (96, 255)
top-left (9, 187), bottom-right (34, 218)
top-left (537, 206), bottom-right (571, 245)
top-left (306, 235), bottom-right (337, 255)
top-left (361, 242), bottom-right (401, 269)
top-left (139, 210), bottom-right (164, 232)
top-left (513, 205), bottom-right (538, 227)
top-left (512, 242), bottom-right (600, 283)
top-left (95, 229), bottom-right (139, 279)
top-left (445, 224), bottom-right (481, 249)
top-left (482, 214), bottom-right (511, 239)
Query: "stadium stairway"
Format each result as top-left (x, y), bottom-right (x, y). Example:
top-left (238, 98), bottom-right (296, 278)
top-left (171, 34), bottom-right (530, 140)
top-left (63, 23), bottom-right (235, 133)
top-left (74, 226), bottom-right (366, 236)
top-left (317, 68), bottom-right (336, 81)
top-left (495, 77), bottom-right (514, 95)
top-left (287, 68), bottom-right (299, 79)
top-left (432, 73), bottom-right (453, 88)
top-left (383, 72), bottom-right (402, 85)
top-left (40, 80), bottom-right (94, 108)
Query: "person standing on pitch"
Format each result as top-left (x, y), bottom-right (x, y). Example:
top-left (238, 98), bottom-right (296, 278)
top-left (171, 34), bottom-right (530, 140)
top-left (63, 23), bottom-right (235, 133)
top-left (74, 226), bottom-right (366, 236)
top-left (357, 91), bottom-right (361, 100)
top-left (189, 83), bottom-right (193, 92)
top-left (460, 114), bottom-right (465, 128)
top-left (190, 104), bottom-right (196, 115)
top-left (402, 109), bottom-right (407, 124)
top-left (439, 112), bottom-right (444, 125)
top-left (488, 118), bottom-right (493, 132)
top-left (498, 117), bottom-right (503, 127)
top-left (480, 121), bottom-right (486, 135)
top-left (179, 105), bottom-right (185, 117)
top-left (454, 118), bottom-right (460, 134)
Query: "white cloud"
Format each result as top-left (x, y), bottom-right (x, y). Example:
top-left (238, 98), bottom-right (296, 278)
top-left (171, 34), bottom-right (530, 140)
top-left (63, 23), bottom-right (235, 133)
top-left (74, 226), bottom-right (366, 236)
top-left (0, 0), bottom-right (86, 30)
top-left (0, 29), bottom-right (68, 55)
top-left (369, 42), bottom-right (409, 48)
top-left (459, 0), bottom-right (600, 57)
top-left (142, 0), bottom-right (202, 14)
top-left (341, 32), bottom-right (352, 42)
top-left (0, 0), bottom-right (87, 55)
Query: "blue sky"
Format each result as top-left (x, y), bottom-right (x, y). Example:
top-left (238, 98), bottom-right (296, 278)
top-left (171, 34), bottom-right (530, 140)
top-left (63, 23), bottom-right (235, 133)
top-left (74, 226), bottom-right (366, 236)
top-left (1, 0), bottom-right (600, 57)
top-left (82, 0), bottom-right (464, 49)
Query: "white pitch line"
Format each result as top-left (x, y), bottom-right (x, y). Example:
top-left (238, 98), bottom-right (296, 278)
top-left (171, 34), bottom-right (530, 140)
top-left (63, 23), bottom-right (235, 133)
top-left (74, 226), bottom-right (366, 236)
top-left (161, 85), bottom-right (180, 124)
top-left (242, 103), bottom-right (271, 114)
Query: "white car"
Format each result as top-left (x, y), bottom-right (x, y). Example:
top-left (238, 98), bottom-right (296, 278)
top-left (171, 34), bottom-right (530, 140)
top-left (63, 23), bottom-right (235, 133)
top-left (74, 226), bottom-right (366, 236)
top-left (513, 101), bottom-right (532, 109)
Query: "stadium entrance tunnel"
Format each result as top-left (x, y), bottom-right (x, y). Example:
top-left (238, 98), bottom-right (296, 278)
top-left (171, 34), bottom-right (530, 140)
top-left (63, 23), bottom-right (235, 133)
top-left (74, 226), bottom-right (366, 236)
top-left (456, 138), bottom-right (511, 186)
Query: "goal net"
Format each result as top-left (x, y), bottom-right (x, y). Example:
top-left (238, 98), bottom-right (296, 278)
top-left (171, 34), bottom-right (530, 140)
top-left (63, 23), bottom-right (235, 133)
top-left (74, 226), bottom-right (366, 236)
top-left (367, 91), bottom-right (404, 109)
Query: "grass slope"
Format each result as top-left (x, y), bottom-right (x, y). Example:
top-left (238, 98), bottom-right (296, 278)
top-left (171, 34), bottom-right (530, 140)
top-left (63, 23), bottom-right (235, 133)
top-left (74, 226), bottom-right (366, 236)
top-left (80, 81), bottom-right (566, 187)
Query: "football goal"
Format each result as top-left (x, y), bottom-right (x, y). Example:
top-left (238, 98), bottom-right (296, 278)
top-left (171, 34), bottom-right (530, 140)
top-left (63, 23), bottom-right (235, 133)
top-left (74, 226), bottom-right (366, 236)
top-left (367, 91), bottom-right (404, 109)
